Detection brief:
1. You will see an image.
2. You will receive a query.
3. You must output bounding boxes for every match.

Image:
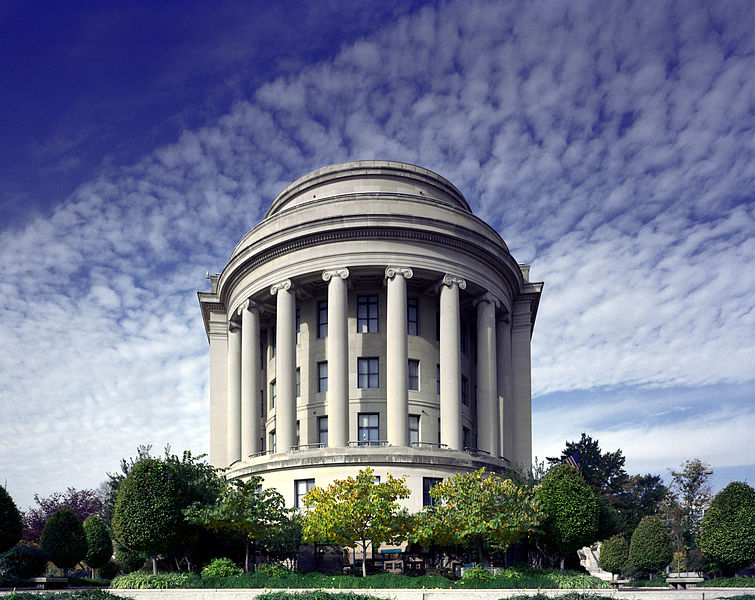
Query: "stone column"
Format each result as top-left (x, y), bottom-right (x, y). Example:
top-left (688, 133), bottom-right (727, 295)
top-left (239, 299), bottom-right (261, 458)
top-left (511, 299), bottom-right (533, 468)
top-left (496, 313), bottom-right (513, 461)
top-left (385, 266), bottom-right (413, 447)
top-left (323, 268), bottom-right (350, 448)
top-left (439, 274), bottom-right (466, 450)
top-left (475, 293), bottom-right (500, 457)
top-left (226, 320), bottom-right (242, 464)
top-left (271, 279), bottom-right (296, 453)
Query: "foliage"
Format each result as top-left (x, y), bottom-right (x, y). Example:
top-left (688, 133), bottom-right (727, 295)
top-left (619, 474), bottom-right (668, 533)
top-left (598, 535), bottom-right (628, 575)
top-left (412, 468), bottom-right (541, 566)
top-left (83, 516), bottom-right (112, 571)
top-left (699, 481), bottom-right (755, 576)
top-left (0, 543), bottom-right (51, 578)
top-left (301, 467), bottom-right (410, 577)
top-left (536, 464), bottom-right (599, 562)
top-left (547, 434), bottom-right (628, 503)
top-left (0, 485), bottom-right (23, 553)
top-left (698, 576), bottom-right (755, 587)
top-left (111, 457), bottom-right (181, 573)
top-left (4, 591), bottom-right (126, 600)
top-left (40, 507), bottom-right (88, 573)
top-left (23, 487), bottom-right (102, 544)
top-left (110, 571), bottom-right (201, 588)
top-left (201, 556), bottom-right (242, 578)
top-left (628, 515), bottom-right (673, 575)
top-left (184, 475), bottom-right (287, 572)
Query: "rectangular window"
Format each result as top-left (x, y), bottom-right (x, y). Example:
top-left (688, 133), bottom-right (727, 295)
top-left (270, 380), bottom-right (276, 408)
top-left (296, 308), bottom-right (301, 344)
top-left (296, 368), bottom-right (301, 398)
top-left (269, 430), bottom-right (276, 453)
top-left (357, 295), bottom-right (378, 333)
top-left (270, 327), bottom-right (276, 358)
top-left (318, 416), bottom-right (328, 447)
top-left (318, 361), bottom-right (328, 393)
top-left (318, 301), bottom-right (328, 338)
top-left (358, 413), bottom-right (379, 445)
top-left (408, 298), bottom-right (419, 335)
top-left (423, 477), bottom-right (443, 506)
top-left (461, 375), bottom-right (468, 405)
top-left (436, 364), bottom-right (440, 395)
top-left (295, 478), bottom-right (314, 508)
top-left (357, 357), bottom-right (379, 388)
top-left (409, 415), bottom-right (419, 447)
top-left (408, 359), bottom-right (419, 391)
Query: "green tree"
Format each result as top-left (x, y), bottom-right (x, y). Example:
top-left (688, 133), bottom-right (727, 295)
top-left (0, 485), bottom-right (23, 553)
top-left (536, 463), bottom-right (599, 569)
top-left (598, 534), bottom-right (629, 576)
top-left (184, 475), bottom-right (287, 572)
top-left (699, 481), bottom-right (755, 576)
top-left (411, 468), bottom-right (541, 566)
top-left (40, 507), bottom-right (88, 576)
top-left (628, 515), bottom-right (673, 576)
top-left (301, 467), bottom-right (410, 577)
top-left (112, 457), bottom-right (182, 574)
top-left (83, 515), bottom-right (112, 576)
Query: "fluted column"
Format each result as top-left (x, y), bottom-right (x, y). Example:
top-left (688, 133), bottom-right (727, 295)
top-left (439, 274), bottom-right (466, 450)
top-left (386, 266), bottom-right (413, 447)
top-left (496, 313), bottom-right (513, 461)
top-left (239, 299), bottom-right (261, 458)
top-left (323, 268), bottom-right (350, 448)
top-left (271, 279), bottom-right (296, 453)
top-left (511, 300), bottom-right (533, 468)
top-left (226, 320), bottom-right (242, 464)
top-left (475, 293), bottom-right (500, 457)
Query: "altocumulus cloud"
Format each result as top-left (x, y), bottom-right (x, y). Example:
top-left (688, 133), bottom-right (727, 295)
top-left (1, 0), bottom-right (753, 508)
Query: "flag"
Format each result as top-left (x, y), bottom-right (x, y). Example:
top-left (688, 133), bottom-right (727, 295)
top-left (564, 451), bottom-right (580, 469)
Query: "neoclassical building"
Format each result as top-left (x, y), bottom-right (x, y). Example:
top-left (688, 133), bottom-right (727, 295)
top-left (198, 161), bottom-right (542, 512)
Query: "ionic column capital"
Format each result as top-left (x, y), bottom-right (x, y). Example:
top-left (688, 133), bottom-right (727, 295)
top-left (385, 266), bottom-right (413, 280)
top-left (441, 274), bottom-right (467, 290)
top-left (270, 279), bottom-right (292, 295)
top-left (322, 268), bottom-right (350, 282)
top-left (473, 292), bottom-right (500, 309)
top-left (236, 298), bottom-right (261, 317)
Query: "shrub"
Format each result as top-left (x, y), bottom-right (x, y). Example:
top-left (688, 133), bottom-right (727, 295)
top-left (0, 486), bottom-right (23, 553)
top-left (0, 543), bottom-right (51, 578)
top-left (83, 516), bottom-right (112, 572)
top-left (40, 508), bottom-right (88, 574)
top-left (598, 535), bottom-right (629, 575)
top-left (699, 482), bottom-right (755, 576)
top-left (629, 516), bottom-right (672, 575)
top-left (201, 556), bottom-right (242, 578)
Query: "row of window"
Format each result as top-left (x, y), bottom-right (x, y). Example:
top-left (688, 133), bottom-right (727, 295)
top-left (293, 476), bottom-right (443, 508)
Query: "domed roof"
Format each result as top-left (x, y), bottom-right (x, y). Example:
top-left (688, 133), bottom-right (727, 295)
top-left (265, 160), bottom-right (471, 217)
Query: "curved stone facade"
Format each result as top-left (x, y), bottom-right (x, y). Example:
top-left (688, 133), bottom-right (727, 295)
top-left (198, 161), bottom-right (542, 511)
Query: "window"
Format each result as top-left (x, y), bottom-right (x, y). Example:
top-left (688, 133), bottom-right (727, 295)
top-left (423, 477), bottom-right (442, 506)
top-left (295, 478), bottom-right (314, 508)
top-left (296, 368), bottom-right (301, 398)
top-left (408, 298), bottom-right (419, 335)
top-left (409, 415), bottom-right (419, 446)
top-left (269, 430), bottom-right (276, 453)
top-left (357, 295), bottom-right (378, 333)
top-left (460, 321), bottom-right (467, 354)
top-left (358, 413), bottom-right (379, 445)
top-left (408, 359), bottom-right (419, 391)
top-left (318, 361), bottom-right (328, 393)
top-left (463, 427), bottom-right (470, 450)
top-left (318, 416), bottom-right (328, 447)
top-left (461, 375), bottom-right (468, 405)
top-left (270, 380), bottom-right (276, 408)
top-left (357, 357), bottom-right (379, 388)
top-left (318, 301), bottom-right (328, 338)
top-left (270, 327), bottom-right (276, 358)
top-left (436, 364), bottom-right (440, 395)
top-left (296, 308), bottom-right (301, 344)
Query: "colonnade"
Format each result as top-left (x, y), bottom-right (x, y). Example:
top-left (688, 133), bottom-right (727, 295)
top-left (225, 267), bottom-right (529, 464)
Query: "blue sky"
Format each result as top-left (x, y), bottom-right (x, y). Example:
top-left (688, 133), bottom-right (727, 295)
top-left (1, 0), bottom-right (753, 511)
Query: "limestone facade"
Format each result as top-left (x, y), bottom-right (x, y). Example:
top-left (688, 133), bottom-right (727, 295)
top-left (198, 161), bottom-right (542, 511)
